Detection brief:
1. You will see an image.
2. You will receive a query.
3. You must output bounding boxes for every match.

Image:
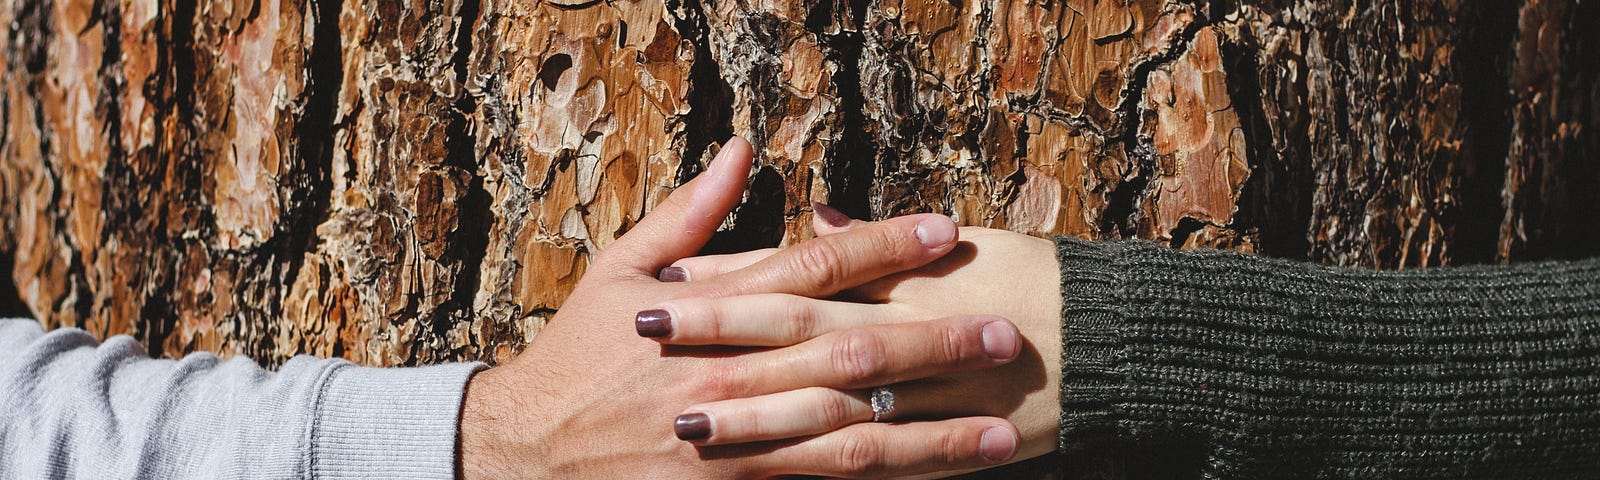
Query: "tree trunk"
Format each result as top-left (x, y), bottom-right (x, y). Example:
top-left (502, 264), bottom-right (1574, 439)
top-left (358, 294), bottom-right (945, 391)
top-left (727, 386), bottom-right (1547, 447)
top-left (2, 0), bottom-right (1597, 476)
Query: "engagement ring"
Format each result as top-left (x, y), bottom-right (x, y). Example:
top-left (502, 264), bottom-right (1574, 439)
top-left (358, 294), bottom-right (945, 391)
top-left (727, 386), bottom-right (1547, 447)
top-left (869, 387), bottom-right (895, 422)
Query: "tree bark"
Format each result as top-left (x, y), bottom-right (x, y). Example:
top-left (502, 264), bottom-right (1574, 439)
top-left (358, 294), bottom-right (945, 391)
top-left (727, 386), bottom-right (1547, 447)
top-left (2, 0), bottom-right (1598, 476)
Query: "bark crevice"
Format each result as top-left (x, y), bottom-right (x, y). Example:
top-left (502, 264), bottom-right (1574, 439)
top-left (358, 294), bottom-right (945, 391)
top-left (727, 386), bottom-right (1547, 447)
top-left (437, 0), bottom-right (488, 355)
top-left (670, 0), bottom-right (734, 182)
top-left (0, 250), bottom-right (27, 318)
top-left (1449, 0), bottom-right (1521, 264)
top-left (821, 25), bottom-right (875, 220)
top-left (1225, 13), bottom-right (1311, 259)
top-left (1100, 8), bottom-right (1210, 237)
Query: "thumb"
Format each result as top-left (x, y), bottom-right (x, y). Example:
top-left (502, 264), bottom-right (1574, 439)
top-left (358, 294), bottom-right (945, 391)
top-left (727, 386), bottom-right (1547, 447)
top-left (603, 136), bottom-right (754, 275)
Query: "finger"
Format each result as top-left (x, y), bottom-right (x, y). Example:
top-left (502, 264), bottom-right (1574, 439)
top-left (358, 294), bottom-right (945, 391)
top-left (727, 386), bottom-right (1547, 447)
top-left (726, 418), bottom-right (1020, 479)
top-left (673, 387), bottom-right (867, 445)
top-left (655, 249), bottom-right (780, 283)
top-left (637, 294), bottom-right (922, 345)
top-left (674, 381), bottom-right (964, 446)
top-left (697, 213), bottom-right (959, 299)
top-left (719, 316), bottom-right (1020, 396)
top-left (601, 137), bottom-right (754, 276)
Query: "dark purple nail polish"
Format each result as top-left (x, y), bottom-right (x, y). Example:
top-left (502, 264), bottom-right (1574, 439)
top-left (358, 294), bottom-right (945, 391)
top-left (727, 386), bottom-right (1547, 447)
top-left (811, 202), bottom-right (852, 228)
top-left (657, 266), bottom-right (689, 283)
top-left (674, 413), bottom-right (711, 441)
top-left (636, 309), bottom-right (673, 338)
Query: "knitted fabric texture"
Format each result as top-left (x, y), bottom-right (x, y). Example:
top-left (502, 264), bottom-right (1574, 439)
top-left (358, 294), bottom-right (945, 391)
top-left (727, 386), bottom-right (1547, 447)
top-left (1055, 236), bottom-right (1600, 478)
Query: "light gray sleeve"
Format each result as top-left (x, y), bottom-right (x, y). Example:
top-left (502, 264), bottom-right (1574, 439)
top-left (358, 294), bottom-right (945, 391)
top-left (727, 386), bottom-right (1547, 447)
top-left (0, 318), bottom-right (486, 480)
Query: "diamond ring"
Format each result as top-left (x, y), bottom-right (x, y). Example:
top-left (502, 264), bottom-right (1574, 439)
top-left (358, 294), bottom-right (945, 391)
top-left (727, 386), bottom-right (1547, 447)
top-left (869, 387), bottom-right (895, 422)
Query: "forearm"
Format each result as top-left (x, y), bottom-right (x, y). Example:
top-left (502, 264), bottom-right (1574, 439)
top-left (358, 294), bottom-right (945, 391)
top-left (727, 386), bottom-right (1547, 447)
top-left (1054, 237), bottom-right (1600, 478)
top-left (0, 318), bottom-right (483, 479)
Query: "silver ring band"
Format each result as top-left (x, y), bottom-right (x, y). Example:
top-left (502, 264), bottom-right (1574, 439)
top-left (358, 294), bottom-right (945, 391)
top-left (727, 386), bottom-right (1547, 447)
top-left (869, 387), bottom-right (895, 422)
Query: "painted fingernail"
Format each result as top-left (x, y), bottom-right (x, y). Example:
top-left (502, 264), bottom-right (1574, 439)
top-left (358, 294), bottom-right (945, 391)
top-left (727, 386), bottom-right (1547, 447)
top-left (657, 266), bottom-right (689, 283)
top-left (674, 413), bottom-right (711, 441)
top-left (635, 309), bottom-right (673, 338)
top-left (811, 201), bottom-right (853, 228)
top-left (979, 427), bottom-right (1018, 462)
top-left (914, 218), bottom-right (956, 248)
top-left (982, 321), bottom-right (1019, 360)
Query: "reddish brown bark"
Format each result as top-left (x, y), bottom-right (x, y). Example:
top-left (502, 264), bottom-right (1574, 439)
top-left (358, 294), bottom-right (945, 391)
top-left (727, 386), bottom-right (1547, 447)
top-left (1, 0), bottom-right (1597, 475)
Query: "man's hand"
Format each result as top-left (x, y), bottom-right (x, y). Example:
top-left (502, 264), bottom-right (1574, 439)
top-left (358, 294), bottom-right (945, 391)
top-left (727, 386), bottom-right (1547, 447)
top-left (457, 139), bottom-right (1023, 479)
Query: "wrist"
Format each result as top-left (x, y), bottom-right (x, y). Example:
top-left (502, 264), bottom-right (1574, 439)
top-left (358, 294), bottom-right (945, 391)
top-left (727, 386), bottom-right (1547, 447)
top-left (459, 367), bottom-right (531, 480)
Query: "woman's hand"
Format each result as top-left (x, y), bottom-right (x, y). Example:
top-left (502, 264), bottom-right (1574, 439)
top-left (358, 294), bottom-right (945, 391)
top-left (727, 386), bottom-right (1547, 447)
top-left (652, 203), bottom-right (1066, 473)
top-left (458, 140), bottom-right (1026, 479)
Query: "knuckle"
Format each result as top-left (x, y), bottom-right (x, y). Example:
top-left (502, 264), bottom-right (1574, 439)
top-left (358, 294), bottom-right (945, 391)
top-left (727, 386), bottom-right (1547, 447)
top-left (816, 391), bottom-right (857, 427)
top-left (736, 406), bottom-right (764, 439)
top-left (829, 331), bottom-right (888, 385)
top-left (781, 296), bottom-right (820, 342)
top-left (937, 322), bottom-right (979, 365)
top-left (836, 431), bottom-right (887, 477)
top-left (700, 300), bottom-right (725, 341)
top-left (869, 223), bottom-right (915, 262)
top-left (793, 240), bottom-right (850, 293)
top-left (940, 428), bottom-right (970, 466)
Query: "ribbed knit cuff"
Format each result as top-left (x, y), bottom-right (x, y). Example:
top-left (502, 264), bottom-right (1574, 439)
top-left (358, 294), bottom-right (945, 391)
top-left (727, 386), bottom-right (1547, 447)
top-left (1054, 235), bottom-right (1135, 452)
top-left (310, 362), bottom-right (487, 480)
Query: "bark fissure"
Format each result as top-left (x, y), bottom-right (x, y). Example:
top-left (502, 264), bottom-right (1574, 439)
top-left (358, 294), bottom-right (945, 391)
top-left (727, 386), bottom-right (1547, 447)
top-left (0, 250), bottom-right (25, 318)
top-left (94, 0), bottom-right (126, 246)
top-left (262, 0), bottom-right (344, 361)
top-left (1500, 0), bottom-right (1600, 261)
top-left (1223, 17), bottom-right (1311, 259)
top-left (1100, 8), bottom-right (1210, 237)
top-left (822, 26), bottom-right (874, 219)
top-left (20, 0), bottom-right (97, 328)
top-left (158, 0), bottom-right (204, 357)
top-left (670, 0), bottom-right (734, 181)
top-left (437, 0), bottom-right (488, 357)
top-left (1449, 0), bottom-right (1521, 264)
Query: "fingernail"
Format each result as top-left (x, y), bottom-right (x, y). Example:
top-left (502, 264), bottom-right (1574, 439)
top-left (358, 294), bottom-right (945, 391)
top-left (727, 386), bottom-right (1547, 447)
top-left (674, 413), bottom-right (711, 441)
top-left (982, 321), bottom-right (1019, 360)
top-left (710, 141), bottom-right (732, 164)
top-left (914, 218), bottom-right (956, 248)
top-left (706, 136), bottom-right (741, 170)
top-left (811, 201), bottom-right (853, 228)
top-left (979, 427), bottom-right (1018, 463)
top-left (657, 266), bottom-right (689, 283)
top-left (696, 143), bottom-right (731, 184)
top-left (635, 309), bottom-right (673, 338)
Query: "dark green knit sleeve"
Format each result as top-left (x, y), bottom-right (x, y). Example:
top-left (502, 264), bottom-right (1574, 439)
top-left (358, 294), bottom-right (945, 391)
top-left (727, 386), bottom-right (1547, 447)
top-left (1054, 236), bottom-right (1600, 479)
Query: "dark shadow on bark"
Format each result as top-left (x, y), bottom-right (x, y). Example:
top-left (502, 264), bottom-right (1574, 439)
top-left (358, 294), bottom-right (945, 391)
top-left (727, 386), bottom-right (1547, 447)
top-left (702, 166), bottom-right (788, 254)
top-left (1449, 0), bottom-right (1520, 265)
top-left (820, 15), bottom-right (876, 221)
top-left (670, 0), bottom-right (735, 183)
top-left (1537, 0), bottom-right (1600, 261)
top-left (0, 250), bottom-right (29, 318)
top-left (1225, 26), bottom-right (1313, 261)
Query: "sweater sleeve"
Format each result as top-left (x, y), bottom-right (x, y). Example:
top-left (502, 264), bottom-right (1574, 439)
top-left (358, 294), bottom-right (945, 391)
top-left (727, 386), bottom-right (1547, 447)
top-left (0, 318), bottom-right (485, 480)
top-left (1054, 236), bottom-right (1600, 479)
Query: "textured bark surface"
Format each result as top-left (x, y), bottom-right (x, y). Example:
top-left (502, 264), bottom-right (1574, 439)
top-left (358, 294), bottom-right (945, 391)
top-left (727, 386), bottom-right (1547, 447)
top-left (2, 0), bottom-right (1598, 476)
